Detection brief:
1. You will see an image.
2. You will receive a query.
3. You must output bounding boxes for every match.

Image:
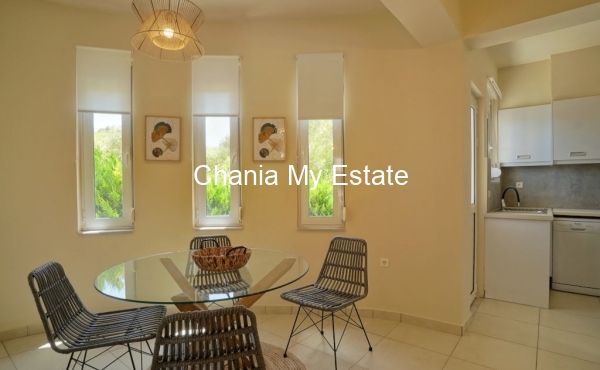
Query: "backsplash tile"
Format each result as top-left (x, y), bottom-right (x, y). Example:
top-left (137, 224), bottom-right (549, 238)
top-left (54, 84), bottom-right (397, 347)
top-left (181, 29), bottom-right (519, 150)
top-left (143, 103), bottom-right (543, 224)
top-left (501, 164), bottom-right (600, 209)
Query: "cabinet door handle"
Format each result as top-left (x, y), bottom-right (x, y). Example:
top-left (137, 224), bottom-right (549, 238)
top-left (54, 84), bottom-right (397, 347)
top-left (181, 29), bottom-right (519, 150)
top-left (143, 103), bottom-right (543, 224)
top-left (517, 155), bottom-right (531, 160)
top-left (570, 228), bottom-right (587, 231)
top-left (570, 151), bottom-right (587, 157)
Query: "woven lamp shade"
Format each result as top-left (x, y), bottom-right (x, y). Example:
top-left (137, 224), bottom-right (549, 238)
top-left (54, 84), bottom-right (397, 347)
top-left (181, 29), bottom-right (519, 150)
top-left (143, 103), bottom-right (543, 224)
top-left (131, 0), bottom-right (205, 62)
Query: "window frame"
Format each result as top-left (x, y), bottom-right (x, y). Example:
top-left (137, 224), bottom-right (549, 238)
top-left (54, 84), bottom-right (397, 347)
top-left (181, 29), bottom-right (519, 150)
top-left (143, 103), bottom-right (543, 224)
top-left (192, 116), bottom-right (242, 229)
top-left (297, 119), bottom-right (345, 229)
top-left (77, 112), bottom-right (134, 233)
top-left (76, 46), bottom-right (134, 234)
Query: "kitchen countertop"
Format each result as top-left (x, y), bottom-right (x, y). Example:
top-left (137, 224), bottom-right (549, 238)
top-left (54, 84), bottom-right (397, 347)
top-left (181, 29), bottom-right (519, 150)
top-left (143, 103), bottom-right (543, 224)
top-left (485, 208), bottom-right (554, 221)
top-left (552, 208), bottom-right (600, 218)
top-left (486, 207), bottom-right (600, 221)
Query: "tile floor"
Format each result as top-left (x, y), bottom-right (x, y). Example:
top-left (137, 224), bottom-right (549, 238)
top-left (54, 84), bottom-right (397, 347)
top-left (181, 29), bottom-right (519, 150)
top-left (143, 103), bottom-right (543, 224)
top-left (3, 290), bottom-right (600, 369)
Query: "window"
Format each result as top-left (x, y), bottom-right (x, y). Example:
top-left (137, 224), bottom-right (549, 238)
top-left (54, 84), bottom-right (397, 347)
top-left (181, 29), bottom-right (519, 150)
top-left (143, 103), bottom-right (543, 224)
top-left (297, 53), bottom-right (345, 229)
top-left (192, 56), bottom-right (241, 229)
top-left (76, 47), bottom-right (133, 232)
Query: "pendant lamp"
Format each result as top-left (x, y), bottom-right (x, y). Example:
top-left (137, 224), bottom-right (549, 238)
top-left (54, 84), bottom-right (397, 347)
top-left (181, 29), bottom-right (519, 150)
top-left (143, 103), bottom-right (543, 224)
top-left (131, 0), bottom-right (205, 62)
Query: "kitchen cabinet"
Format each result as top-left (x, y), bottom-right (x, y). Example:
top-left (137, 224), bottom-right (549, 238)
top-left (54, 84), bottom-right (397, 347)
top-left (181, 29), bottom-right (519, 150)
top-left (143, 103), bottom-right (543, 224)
top-left (553, 95), bottom-right (600, 164)
top-left (498, 104), bottom-right (552, 167)
top-left (484, 216), bottom-right (551, 308)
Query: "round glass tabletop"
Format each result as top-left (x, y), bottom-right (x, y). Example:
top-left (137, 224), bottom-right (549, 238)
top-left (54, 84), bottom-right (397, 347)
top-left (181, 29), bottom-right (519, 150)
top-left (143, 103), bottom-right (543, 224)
top-left (94, 248), bottom-right (309, 305)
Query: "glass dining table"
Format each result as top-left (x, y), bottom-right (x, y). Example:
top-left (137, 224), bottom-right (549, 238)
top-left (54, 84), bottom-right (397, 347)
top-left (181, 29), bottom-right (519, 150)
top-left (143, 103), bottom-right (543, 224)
top-left (95, 248), bottom-right (309, 311)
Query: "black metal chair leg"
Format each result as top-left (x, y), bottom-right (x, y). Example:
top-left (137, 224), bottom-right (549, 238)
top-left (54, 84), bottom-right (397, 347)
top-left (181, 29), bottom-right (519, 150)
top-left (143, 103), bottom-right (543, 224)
top-left (321, 310), bottom-right (325, 334)
top-left (126, 343), bottom-right (136, 370)
top-left (283, 306), bottom-right (303, 357)
top-left (331, 312), bottom-right (338, 370)
top-left (353, 303), bottom-right (373, 351)
top-left (80, 350), bottom-right (87, 370)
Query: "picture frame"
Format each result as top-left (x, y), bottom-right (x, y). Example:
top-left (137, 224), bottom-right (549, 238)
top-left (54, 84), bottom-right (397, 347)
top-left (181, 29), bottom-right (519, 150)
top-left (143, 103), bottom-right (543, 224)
top-left (253, 117), bottom-right (286, 161)
top-left (146, 116), bottom-right (181, 161)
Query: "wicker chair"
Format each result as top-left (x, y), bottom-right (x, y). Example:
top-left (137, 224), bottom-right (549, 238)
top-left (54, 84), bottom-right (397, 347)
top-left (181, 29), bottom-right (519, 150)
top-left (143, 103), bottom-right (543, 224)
top-left (187, 234), bottom-right (240, 308)
top-left (280, 236), bottom-right (372, 370)
top-left (150, 306), bottom-right (306, 370)
top-left (28, 261), bottom-right (166, 370)
top-left (189, 234), bottom-right (232, 250)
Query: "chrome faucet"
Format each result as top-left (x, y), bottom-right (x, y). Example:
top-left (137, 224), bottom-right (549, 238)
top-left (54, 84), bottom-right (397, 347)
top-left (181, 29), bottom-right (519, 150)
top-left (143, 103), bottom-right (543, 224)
top-left (501, 186), bottom-right (521, 208)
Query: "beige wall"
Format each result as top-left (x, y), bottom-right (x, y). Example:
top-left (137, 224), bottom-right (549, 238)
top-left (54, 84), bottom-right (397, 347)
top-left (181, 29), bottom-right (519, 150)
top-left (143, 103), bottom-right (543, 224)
top-left (498, 60), bottom-right (552, 109)
top-left (0, 0), bottom-right (478, 332)
top-left (496, 45), bottom-right (600, 107)
top-left (552, 45), bottom-right (600, 100)
top-left (461, 0), bottom-right (599, 37)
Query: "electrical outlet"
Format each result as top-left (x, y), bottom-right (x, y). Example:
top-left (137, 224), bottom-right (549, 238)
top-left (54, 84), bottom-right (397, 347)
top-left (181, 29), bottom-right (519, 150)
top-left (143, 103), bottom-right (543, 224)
top-left (516, 182), bottom-right (523, 189)
top-left (380, 258), bottom-right (389, 268)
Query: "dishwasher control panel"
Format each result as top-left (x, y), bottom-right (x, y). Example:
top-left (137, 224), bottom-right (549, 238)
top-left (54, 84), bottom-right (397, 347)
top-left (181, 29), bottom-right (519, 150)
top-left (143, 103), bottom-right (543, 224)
top-left (554, 220), bottom-right (600, 233)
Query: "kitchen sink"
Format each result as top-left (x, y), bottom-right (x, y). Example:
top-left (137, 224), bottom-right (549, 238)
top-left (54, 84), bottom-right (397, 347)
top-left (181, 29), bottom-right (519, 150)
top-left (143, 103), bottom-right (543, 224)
top-left (501, 207), bottom-right (548, 214)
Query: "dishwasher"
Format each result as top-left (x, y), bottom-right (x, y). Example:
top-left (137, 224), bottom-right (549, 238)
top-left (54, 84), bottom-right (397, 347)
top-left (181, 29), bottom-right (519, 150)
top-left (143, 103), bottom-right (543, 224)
top-left (552, 218), bottom-right (600, 296)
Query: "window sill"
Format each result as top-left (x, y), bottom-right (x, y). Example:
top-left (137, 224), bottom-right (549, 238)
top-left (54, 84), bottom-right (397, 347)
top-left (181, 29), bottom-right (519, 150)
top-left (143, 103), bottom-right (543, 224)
top-left (78, 228), bottom-right (134, 235)
top-left (194, 226), bottom-right (243, 231)
top-left (297, 225), bottom-right (345, 231)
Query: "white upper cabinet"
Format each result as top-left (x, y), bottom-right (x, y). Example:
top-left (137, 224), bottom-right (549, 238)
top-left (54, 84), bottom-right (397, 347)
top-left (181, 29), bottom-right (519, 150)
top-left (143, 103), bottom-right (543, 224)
top-left (498, 104), bottom-right (553, 167)
top-left (553, 95), bottom-right (600, 164)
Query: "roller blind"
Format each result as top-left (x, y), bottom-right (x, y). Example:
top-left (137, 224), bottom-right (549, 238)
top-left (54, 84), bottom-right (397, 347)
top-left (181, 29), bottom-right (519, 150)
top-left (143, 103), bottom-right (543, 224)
top-left (297, 53), bottom-right (344, 120)
top-left (192, 56), bottom-right (240, 116)
top-left (76, 46), bottom-right (131, 113)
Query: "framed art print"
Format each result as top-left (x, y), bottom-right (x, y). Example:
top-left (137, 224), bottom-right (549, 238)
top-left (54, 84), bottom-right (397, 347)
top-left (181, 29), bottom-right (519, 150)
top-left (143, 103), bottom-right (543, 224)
top-left (146, 116), bottom-right (181, 161)
top-left (253, 117), bottom-right (286, 161)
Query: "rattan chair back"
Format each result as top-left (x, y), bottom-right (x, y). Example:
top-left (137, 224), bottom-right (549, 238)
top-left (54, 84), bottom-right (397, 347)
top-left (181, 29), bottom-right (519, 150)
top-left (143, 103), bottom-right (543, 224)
top-left (190, 234), bottom-right (231, 250)
top-left (28, 261), bottom-right (91, 352)
top-left (315, 236), bottom-right (368, 299)
top-left (150, 306), bottom-right (266, 370)
top-left (29, 261), bottom-right (166, 370)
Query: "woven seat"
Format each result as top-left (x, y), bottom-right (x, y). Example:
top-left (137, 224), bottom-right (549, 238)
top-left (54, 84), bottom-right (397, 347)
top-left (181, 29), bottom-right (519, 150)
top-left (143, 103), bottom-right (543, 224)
top-left (28, 261), bottom-right (166, 370)
top-left (150, 306), bottom-right (305, 370)
top-left (280, 236), bottom-right (372, 370)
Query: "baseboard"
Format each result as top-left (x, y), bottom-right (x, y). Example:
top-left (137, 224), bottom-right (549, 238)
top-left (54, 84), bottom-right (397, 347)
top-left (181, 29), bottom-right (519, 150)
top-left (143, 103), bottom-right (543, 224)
top-left (0, 324), bottom-right (44, 342)
top-left (2, 305), bottom-right (467, 342)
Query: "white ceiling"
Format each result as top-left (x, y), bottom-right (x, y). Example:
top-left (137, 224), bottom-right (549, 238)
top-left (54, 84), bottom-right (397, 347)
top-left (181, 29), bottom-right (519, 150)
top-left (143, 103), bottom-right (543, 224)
top-left (486, 20), bottom-right (600, 68)
top-left (44, 0), bottom-right (600, 67)
top-left (44, 0), bottom-right (390, 19)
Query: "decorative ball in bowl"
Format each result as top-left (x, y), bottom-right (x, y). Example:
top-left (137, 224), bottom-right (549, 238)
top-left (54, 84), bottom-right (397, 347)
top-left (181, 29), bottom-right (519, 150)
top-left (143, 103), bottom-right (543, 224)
top-left (191, 246), bottom-right (252, 272)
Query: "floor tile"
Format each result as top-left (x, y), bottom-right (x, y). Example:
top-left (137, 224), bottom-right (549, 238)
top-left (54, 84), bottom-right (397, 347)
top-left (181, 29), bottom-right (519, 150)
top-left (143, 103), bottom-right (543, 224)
top-left (259, 313), bottom-right (329, 344)
top-left (537, 349), bottom-right (600, 370)
top-left (387, 323), bottom-right (460, 355)
top-left (549, 294), bottom-right (600, 319)
top-left (288, 343), bottom-right (354, 370)
top-left (300, 324), bottom-right (383, 364)
top-left (258, 328), bottom-right (294, 349)
top-left (451, 332), bottom-right (537, 370)
top-left (550, 290), bottom-right (600, 303)
top-left (356, 338), bottom-right (448, 370)
top-left (540, 308), bottom-right (600, 338)
top-left (349, 366), bottom-right (368, 370)
top-left (443, 357), bottom-right (494, 370)
top-left (538, 326), bottom-right (600, 364)
top-left (255, 313), bottom-right (278, 324)
top-left (0, 358), bottom-right (15, 370)
top-left (0, 345), bottom-right (7, 360)
top-left (477, 299), bottom-right (540, 324)
top-left (359, 317), bottom-right (400, 337)
top-left (2, 334), bottom-right (49, 356)
top-left (468, 312), bottom-right (538, 347)
top-left (10, 347), bottom-right (130, 370)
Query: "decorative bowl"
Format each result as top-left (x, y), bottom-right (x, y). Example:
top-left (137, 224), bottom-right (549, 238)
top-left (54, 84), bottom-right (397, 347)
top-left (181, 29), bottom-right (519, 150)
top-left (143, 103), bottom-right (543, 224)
top-left (191, 246), bottom-right (251, 272)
